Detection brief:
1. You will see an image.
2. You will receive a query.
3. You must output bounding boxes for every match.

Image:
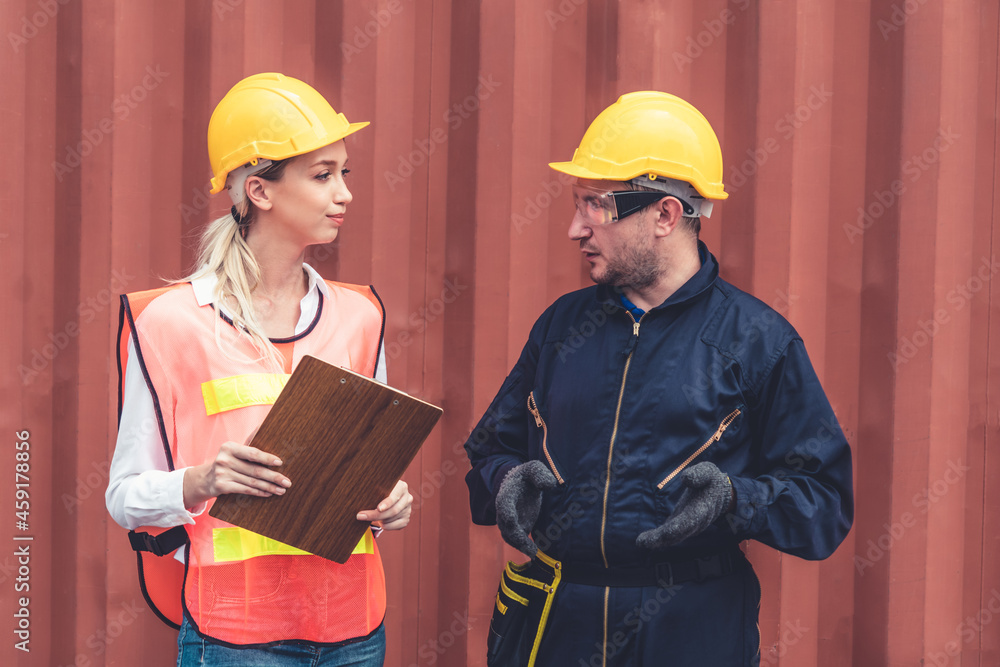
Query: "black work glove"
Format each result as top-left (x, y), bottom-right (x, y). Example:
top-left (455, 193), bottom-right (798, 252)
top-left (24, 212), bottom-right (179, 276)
top-left (636, 462), bottom-right (733, 550)
top-left (495, 460), bottom-right (557, 558)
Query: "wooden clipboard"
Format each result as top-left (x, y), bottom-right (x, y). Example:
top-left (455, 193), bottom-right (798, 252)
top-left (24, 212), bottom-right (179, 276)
top-left (208, 355), bottom-right (443, 563)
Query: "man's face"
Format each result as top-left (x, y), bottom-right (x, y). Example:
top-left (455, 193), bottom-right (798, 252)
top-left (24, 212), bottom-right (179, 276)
top-left (568, 179), bottom-right (661, 290)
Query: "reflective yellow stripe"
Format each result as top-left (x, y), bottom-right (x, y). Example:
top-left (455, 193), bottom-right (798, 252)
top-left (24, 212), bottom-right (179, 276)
top-left (353, 531), bottom-right (374, 555)
top-left (201, 374), bottom-right (291, 415)
top-left (213, 527), bottom-right (310, 561)
top-left (212, 527), bottom-right (374, 563)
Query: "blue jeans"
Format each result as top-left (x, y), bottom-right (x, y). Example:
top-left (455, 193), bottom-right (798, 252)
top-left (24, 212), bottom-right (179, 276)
top-left (177, 616), bottom-right (385, 667)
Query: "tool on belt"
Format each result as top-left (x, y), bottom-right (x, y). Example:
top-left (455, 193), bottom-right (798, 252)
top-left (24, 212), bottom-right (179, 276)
top-left (487, 550), bottom-right (562, 667)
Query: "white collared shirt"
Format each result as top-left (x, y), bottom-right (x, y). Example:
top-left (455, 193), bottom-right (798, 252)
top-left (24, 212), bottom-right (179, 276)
top-left (106, 265), bottom-right (387, 555)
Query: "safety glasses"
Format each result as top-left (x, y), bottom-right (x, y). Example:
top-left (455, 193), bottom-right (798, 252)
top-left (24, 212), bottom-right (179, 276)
top-left (572, 184), bottom-right (692, 226)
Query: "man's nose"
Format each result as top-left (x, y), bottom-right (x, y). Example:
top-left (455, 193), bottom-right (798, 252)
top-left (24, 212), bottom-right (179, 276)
top-left (568, 209), bottom-right (592, 240)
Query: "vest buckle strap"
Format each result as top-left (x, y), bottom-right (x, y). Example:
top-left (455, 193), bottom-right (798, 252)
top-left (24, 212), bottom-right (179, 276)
top-left (128, 526), bottom-right (189, 557)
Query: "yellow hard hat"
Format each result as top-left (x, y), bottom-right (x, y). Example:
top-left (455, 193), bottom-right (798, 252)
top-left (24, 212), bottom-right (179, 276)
top-left (207, 73), bottom-right (369, 194)
top-left (549, 91), bottom-right (728, 201)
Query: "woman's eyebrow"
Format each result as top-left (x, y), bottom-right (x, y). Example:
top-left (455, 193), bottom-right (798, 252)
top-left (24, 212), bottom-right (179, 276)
top-left (309, 159), bottom-right (347, 168)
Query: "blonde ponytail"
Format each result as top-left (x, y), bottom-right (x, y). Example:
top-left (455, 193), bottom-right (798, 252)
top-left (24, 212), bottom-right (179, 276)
top-left (178, 158), bottom-right (291, 368)
top-left (178, 208), bottom-right (285, 370)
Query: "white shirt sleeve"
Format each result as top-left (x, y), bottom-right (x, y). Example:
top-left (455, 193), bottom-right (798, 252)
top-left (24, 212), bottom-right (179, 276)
top-left (375, 341), bottom-right (388, 384)
top-left (105, 339), bottom-right (206, 531)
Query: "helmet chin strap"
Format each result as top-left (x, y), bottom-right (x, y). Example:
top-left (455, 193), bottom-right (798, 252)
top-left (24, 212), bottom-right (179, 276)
top-left (629, 175), bottom-right (714, 219)
top-left (226, 159), bottom-right (273, 206)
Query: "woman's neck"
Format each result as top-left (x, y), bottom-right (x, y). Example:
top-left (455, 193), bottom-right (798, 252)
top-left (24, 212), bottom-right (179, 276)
top-left (245, 231), bottom-right (310, 337)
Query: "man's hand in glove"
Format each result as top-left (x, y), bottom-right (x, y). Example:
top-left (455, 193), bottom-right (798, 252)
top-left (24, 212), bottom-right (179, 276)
top-left (636, 462), bottom-right (734, 550)
top-left (495, 460), bottom-right (557, 558)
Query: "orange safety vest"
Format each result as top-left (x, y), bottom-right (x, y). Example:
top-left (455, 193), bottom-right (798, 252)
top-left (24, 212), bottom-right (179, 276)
top-left (116, 280), bottom-right (387, 646)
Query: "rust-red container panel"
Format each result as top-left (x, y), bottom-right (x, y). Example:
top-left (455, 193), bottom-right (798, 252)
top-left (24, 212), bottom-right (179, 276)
top-left (2, 1), bottom-right (998, 666)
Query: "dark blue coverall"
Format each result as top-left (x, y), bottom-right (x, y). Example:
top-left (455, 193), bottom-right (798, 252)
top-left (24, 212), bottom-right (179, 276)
top-left (465, 242), bottom-right (853, 666)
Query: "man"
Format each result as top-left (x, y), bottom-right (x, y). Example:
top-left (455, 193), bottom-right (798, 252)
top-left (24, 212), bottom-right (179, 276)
top-left (464, 92), bottom-right (853, 666)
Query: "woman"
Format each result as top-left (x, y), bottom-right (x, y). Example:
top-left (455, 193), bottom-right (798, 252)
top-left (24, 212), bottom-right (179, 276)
top-left (106, 73), bottom-right (408, 666)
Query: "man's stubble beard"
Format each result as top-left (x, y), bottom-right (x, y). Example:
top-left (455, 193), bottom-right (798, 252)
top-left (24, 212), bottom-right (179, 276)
top-left (593, 236), bottom-right (661, 292)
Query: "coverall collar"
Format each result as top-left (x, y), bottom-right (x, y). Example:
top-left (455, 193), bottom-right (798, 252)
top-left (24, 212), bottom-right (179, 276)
top-left (597, 240), bottom-right (719, 312)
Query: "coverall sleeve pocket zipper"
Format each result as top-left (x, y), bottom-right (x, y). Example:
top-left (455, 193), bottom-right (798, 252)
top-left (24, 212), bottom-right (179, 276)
top-left (657, 407), bottom-right (743, 490)
top-left (527, 392), bottom-right (565, 485)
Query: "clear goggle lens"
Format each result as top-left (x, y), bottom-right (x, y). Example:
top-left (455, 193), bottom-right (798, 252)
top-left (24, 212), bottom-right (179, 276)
top-left (571, 185), bottom-right (692, 225)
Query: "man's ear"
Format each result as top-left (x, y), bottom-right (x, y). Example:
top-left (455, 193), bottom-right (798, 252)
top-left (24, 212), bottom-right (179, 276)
top-left (245, 175), bottom-right (273, 211)
top-left (652, 196), bottom-right (685, 238)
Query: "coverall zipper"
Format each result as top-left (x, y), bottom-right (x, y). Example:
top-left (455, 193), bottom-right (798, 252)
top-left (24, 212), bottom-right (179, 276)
top-left (527, 392), bottom-right (564, 484)
top-left (601, 313), bottom-right (643, 666)
top-left (601, 315), bottom-right (642, 567)
top-left (656, 407), bottom-right (742, 489)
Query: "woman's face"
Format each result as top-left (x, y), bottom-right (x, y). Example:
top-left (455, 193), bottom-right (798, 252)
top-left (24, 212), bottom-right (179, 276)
top-left (254, 140), bottom-right (353, 248)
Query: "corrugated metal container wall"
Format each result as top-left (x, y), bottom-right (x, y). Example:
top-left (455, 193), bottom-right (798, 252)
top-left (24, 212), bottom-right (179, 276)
top-left (1, 0), bottom-right (997, 665)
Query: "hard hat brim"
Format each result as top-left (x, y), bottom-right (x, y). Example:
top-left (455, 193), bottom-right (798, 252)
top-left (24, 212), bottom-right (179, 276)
top-left (209, 121), bottom-right (370, 194)
top-left (548, 160), bottom-right (604, 180)
top-left (548, 159), bottom-right (729, 201)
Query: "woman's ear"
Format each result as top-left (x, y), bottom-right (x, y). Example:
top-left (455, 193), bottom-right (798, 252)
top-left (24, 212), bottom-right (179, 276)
top-left (245, 175), bottom-right (273, 211)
